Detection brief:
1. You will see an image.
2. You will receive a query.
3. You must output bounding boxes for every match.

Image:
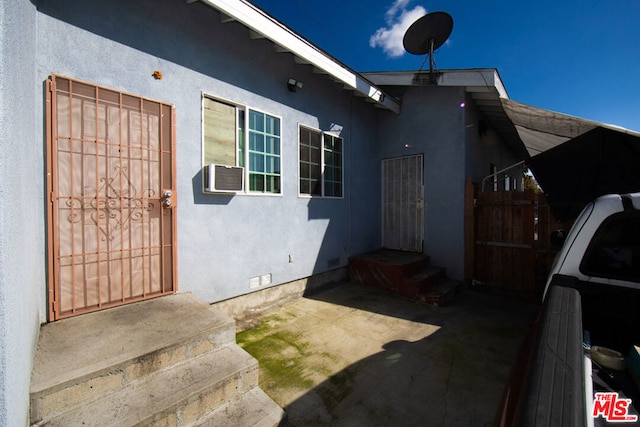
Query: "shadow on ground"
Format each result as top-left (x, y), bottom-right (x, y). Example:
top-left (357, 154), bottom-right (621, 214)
top-left (237, 282), bottom-right (539, 427)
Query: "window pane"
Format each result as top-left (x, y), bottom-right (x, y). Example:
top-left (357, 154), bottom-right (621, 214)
top-left (325, 166), bottom-right (334, 181)
top-left (265, 115), bottom-right (279, 135)
top-left (300, 180), bottom-right (310, 194)
top-left (325, 151), bottom-right (333, 165)
top-left (267, 176), bottom-right (280, 193)
top-left (323, 135), bottom-right (343, 198)
top-left (250, 133), bottom-right (264, 152)
top-left (300, 143), bottom-right (309, 163)
top-left (203, 98), bottom-right (236, 166)
top-left (311, 131), bottom-right (321, 148)
top-left (248, 111), bottom-right (280, 193)
top-left (250, 153), bottom-right (264, 172)
top-left (311, 179), bottom-right (321, 195)
top-left (310, 146), bottom-right (321, 164)
top-left (249, 173), bottom-right (264, 192)
top-left (300, 162), bottom-right (310, 178)
top-left (238, 110), bottom-right (245, 167)
top-left (249, 110), bottom-right (264, 132)
top-left (265, 155), bottom-right (280, 174)
top-left (334, 183), bottom-right (343, 197)
top-left (333, 137), bottom-right (342, 152)
top-left (266, 136), bottom-right (280, 155)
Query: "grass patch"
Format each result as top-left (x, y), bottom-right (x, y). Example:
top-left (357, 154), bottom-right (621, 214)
top-left (237, 318), bottom-right (315, 393)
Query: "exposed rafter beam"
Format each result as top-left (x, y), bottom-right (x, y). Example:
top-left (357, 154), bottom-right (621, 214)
top-left (219, 12), bottom-right (235, 23)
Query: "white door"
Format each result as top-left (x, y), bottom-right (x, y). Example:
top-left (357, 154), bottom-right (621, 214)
top-left (381, 155), bottom-right (424, 252)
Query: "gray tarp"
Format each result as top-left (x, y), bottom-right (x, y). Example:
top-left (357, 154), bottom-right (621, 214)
top-left (498, 99), bottom-right (640, 221)
top-left (527, 127), bottom-right (640, 221)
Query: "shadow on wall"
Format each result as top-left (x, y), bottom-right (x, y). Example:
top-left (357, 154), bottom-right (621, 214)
top-left (191, 169), bottom-right (233, 206)
top-left (304, 113), bottom-right (382, 277)
top-left (34, 0), bottom-right (307, 104)
top-left (306, 195), bottom-right (350, 275)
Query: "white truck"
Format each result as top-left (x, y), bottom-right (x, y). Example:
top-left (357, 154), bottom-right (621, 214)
top-left (497, 193), bottom-right (640, 426)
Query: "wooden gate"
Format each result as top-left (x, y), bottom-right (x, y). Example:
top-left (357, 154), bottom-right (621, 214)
top-left (470, 186), bottom-right (572, 299)
top-left (46, 75), bottom-right (177, 320)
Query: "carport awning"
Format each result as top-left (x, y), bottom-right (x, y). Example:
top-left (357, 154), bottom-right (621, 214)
top-left (495, 99), bottom-right (640, 221)
top-left (528, 127), bottom-right (640, 220)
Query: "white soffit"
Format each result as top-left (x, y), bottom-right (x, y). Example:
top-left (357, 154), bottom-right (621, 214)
top-left (193, 0), bottom-right (401, 113)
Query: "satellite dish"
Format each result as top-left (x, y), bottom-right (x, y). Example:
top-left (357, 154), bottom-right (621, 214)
top-left (403, 12), bottom-right (453, 83)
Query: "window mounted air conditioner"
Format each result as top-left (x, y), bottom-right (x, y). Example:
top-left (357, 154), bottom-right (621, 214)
top-left (204, 164), bottom-right (244, 193)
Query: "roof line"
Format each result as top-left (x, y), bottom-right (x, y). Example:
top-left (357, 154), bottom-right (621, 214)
top-left (192, 0), bottom-right (401, 113)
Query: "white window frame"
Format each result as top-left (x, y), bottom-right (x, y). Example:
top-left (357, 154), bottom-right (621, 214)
top-left (202, 93), bottom-right (282, 195)
top-left (298, 124), bottom-right (344, 199)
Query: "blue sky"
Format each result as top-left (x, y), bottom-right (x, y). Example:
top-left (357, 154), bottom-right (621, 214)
top-left (250, 0), bottom-right (640, 132)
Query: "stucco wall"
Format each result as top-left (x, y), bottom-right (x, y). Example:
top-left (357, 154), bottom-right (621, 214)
top-left (0, 1), bottom-right (43, 425)
top-left (464, 93), bottom-right (522, 189)
top-left (376, 86), bottom-right (467, 279)
top-left (34, 0), bottom-right (381, 306)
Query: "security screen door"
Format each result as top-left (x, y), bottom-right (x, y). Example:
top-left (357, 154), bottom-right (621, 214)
top-left (46, 75), bottom-right (177, 320)
top-left (381, 155), bottom-right (424, 252)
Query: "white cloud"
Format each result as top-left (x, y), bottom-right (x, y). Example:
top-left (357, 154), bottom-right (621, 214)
top-left (370, 0), bottom-right (427, 58)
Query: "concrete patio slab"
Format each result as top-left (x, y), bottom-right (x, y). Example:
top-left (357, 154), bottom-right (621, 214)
top-left (236, 282), bottom-right (539, 426)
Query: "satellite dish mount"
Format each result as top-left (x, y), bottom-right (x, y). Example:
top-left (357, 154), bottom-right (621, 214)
top-left (403, 12), bottom-right (453, 84)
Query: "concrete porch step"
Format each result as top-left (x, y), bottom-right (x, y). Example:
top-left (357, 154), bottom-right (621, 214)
top-left (348, 249), bottom-right (430, 285)
top-left (197, 387), bottom-right (288, 427)
top-left (29, 293), bottom-right (285, 426)
top-left (348, 249), bottom-right (460, 306)
top-left (38, 344), bottom-right (259, 426)
top-left (417, 278), bottom-right (463, 305)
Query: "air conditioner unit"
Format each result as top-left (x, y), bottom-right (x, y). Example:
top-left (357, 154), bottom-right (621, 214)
top-left (204, 164), bottom-right (244, 193)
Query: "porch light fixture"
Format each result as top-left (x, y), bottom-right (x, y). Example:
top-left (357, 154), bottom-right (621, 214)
top-left (287, 78), bottom-right (303, 92)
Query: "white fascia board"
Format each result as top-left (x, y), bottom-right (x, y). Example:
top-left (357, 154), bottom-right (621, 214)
top-left (195, 0), bottom-right (400, 113)
top-left (363, 69), bottom-right (509, 99)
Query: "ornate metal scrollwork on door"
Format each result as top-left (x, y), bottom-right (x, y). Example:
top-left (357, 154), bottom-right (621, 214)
top-left (64, 164), bottom-right (156, 242)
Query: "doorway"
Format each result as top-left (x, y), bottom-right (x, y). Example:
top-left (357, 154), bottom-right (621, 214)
top-left (381, 154), bottom-right (424, 252)
top-left (46, 75), bottom-right (177, 320)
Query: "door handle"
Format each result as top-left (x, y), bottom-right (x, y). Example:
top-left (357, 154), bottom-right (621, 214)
top-left (161, 189), bottom-right (175, 208)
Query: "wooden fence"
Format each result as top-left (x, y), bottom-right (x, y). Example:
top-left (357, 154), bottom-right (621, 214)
top-left (466, 181), bottom-right (573, 300)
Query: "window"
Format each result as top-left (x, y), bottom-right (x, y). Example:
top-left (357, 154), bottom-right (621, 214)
top-left (203, 96), bottom-right (281, 194)
top-left (248, 110), bottom-right (281, 193)
top-left (323, 133), bottom-right (343, 197)
top-left (299, 126), bottom-right (343, 197)
top-left (581, 211), bottom-right (640, 282)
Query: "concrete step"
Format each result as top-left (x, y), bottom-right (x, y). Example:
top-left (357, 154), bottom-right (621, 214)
top-left (418, 278), bottom-right (463, 306)
top-left (37, 345), bottom-right (262, 426)
top-left (30, 294), bottom-right (236, 422)
top-left (29, 293), bottom-right (285, 426)
top-left (195, 387), bottom-right (287, 427)
top-left (406, 265), bottom-right (447, 288)
top-left (348, 249), bottom-right (460, 306)
top-left (348, 249), bottom-right (430, 288)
